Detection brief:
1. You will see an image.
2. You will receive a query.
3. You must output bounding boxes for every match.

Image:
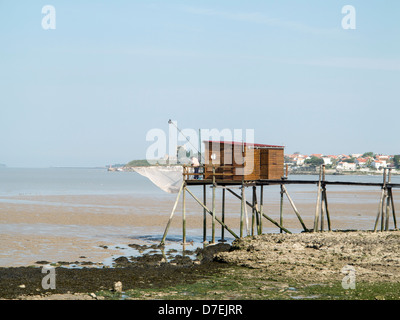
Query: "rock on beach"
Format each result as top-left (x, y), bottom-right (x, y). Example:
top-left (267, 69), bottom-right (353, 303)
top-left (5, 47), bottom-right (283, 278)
top-left (214, 230), bottom-right (400, 283)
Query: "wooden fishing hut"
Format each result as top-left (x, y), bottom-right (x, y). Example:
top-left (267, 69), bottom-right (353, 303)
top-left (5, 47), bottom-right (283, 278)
top-left (203, 140), bottom-right (285, 181)
top-left (159, 141), bottom-right (399, 247)
top-left (160, 140), bottom-right (290, 245)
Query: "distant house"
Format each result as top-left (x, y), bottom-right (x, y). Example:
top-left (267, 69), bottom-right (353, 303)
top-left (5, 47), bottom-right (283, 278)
top-left (355, 158), bottom-right (368, 168)
top-left (338, 154), bottom-right (351, 160)
top-left (372, 160), bottom-right (387, 170)
top-left (322, 157), bottom-right (332, 165)
top-left (294, 155), bottom-right (306, 166)
top-left (326, 155), bottom-right (338, 160)
top-left (376, 155), bottom-right (389, 162)
top-left (311, 154), bottom-right (323, 158)
top-left (337, 161), bottom-right (356, 171)
top-left (285, 154), bottom-right (305, 166)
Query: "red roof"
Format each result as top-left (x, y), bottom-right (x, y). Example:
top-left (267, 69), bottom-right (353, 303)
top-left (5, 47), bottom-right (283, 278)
top-left (204, 140), bottom-right (284, 149)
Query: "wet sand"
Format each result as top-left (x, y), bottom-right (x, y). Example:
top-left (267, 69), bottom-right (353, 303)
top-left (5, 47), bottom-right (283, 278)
top-left (0, 188), bottom-right (398, 267)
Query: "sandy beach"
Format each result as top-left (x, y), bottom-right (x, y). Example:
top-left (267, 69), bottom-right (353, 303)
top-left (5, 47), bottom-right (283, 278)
top-left (0, 187), bottom-right (398, 268)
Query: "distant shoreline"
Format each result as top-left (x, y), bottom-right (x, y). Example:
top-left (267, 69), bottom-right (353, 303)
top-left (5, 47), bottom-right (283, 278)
top-left (1, 165), bottom-right (398, 176)
top-left (289, 170), bottom-right (400, 176)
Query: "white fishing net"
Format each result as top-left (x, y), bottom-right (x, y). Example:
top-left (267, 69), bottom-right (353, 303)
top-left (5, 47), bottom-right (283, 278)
top-left (132, 166), bottom-right (184, 193)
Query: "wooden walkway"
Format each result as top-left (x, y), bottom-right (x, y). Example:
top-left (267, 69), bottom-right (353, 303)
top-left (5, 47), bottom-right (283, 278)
top-left (186, 178), bottom-right (400, 188)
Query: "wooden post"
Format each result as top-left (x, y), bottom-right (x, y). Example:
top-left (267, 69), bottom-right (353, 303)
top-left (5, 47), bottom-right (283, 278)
top-left (203, 184), bottom-right (207, 243)
top-left (252, 186), bottom-right (256, 236)
top-left (385, 192), bottom-right (391, 231)
top-left (220, 187), bottom-right (226, 242)
top-left (375, 169), bottom-right (388, 232)
top-left (323, 184), bottom-right (331, 231)
top-left (374, 188), bottom-right (385, 232)
top-left (381, 191), bottom-right (387, 231)
top-left (182, 185), bottom-right (186, 244)
top-left (240, 184), bottom-right (245, 238)
top-left (382, 169), bottom-right (388, 231)
top-left (259, 185), bottom-right (264, 234)
top-left (160, 181), bottom-right (185, 246)
top-left (244, 188), bottom-right (250, 236)
top-left (388, 169), bottom-right (396, 230)
top-left (389, 187), bottom-right (397, 230)
top-left (280, 184), bottom-right (284, 233)
top-left (320, 166), bottom-right (326, 232)
top-left (281, 185), bottom-right (308, 232)
top-left (253, 186), bottom-right (260, 235)
top-left (212, 166), bottom-right (216, 244)
top-left (314, 166), bottom-right (322, 232)
top-left (385, 169), bottom-right (392, 231)
top-left (320, 187), bottom-right (325, 232)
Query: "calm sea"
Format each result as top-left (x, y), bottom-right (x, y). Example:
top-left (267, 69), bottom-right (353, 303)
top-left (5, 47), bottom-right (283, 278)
top-left (0, 167), bottom-right (398, 197)
top-left (0, 167), bottom-right (165, 197)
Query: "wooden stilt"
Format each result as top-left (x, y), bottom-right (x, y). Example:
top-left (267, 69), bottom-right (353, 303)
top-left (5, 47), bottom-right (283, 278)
top-left (259, 186), bottom-right (264, 234)
top-left (185, 187), bottom-right (239, 239)
top-left (374, 188), bottom-right (385, 232)
top-left (385, 192), bottom-right (391, 231)
top-left (280, 184), bottom-right (284, 233)
top-left (211, 166), bottom-right (216, 244)
top-left (382, 169), bottom-right (388, 231)
top-left (320, 187), bottom-right (325, 232)
top-left (219, 188), bottom-right (226, 242)
top-left (319, 166), bottom-right (325, 232)
top-left (323, 185), bottom-right (331, 231)
top-left (226, 188), bottom-right (291, 234)
top-left (203, 184), bottom-right (207, 243)
top-left (240, 184), bottom-right (244, 238)
top-left (253, 186), bottom-right (261, 235)
top-left (381, 191), bottom-right (387, 231)
top-left (251, 186), bottom-right (255, 236)
top-left (386, 170), bottom-right (392, 231)
top-left (281, 185), bottom-right (308, 232)
top-left (374, 169), bottom-right (389, 232)
top-left (160, 181), bottom-right (185, 246)
top-left (388, 188), bottom-right (397, 230)
top-left (182, 185), bottom-right (186, 244)
top-left (244, 188), bottom-right (249, 236)
top-left (387, 169), bottom-right (397, 230)
top-left (314, 166), bottom-right (323, 232)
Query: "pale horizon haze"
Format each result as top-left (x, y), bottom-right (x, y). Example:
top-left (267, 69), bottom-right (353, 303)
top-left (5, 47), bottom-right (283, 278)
top-left (1, 1), bottom-right (399, 167)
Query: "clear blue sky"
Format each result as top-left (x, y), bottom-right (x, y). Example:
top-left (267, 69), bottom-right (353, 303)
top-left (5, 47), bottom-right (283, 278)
top-left (0, 1), bottom-right (399, 167)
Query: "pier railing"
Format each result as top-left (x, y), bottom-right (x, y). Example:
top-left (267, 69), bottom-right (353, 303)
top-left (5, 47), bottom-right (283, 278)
top-left (182, 164), bottom-right (246, 181)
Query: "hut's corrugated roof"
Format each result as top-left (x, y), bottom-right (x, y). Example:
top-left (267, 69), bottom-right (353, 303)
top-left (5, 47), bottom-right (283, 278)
top-left (204, 140), bottom-right (284, 149)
